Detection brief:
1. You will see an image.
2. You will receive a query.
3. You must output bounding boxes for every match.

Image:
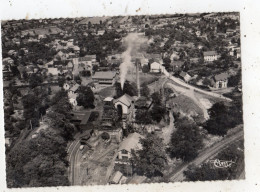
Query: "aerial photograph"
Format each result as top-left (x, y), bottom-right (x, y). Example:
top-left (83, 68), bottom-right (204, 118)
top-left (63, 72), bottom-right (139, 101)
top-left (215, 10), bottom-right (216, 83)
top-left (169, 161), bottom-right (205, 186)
top-left (1, 12), bottom-right (244, 188)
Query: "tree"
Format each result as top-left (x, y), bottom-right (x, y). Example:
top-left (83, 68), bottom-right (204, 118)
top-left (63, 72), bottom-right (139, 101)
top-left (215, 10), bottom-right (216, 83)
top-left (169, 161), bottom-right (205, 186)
top-left (151, 92), bottom-right (161, 105)
top-left (150, 104), bottom-right (166, 123)
top-left (50, 89), bottom-right (68, 106)
top-left (168, 116), bottom-right (204, 162)
top-left (46, 92), bottom-right (74, 141)
top-left (135, 109), bottom-right (152, 124)
top-left (131, 133), bottom-right (167, 177)
top-left (28, 73), bottom-right (43, 89)
top-left (22, 93), bottom-right (41, 129)
top-left (92, 65), bottom-right (99, 72)
top-left (6, 129), bottom-right (70, 188)
top-left (76, 86), bottom-right (95, 108)
top-left (163, 57), bottom-right (171, 70)
top-left (184, 163), bottom-right (228, 181)
top-left (57, 76), bottom-right (65, 87)
top-left (140, 83), bottom-right (150, 98)
top-left (142, 65), bottom-right (150, 73)
top-left (115, 81), bottom-right (137, 98)
top-left (202, 78), bottom-right (212, 87)
top-left (22, 71), bottom-right (29, 81)
top-left (204, 102), bottom-right (236, 136)
top-left (80, 70), bottom-right (91, 77)
top-left (228, 70), bottom-right (241, 87)
top-left (145, 24), bottom-right (150, 28)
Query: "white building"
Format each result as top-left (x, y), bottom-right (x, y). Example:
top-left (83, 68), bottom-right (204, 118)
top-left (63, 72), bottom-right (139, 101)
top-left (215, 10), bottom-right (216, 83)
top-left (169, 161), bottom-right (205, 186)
top-left (203, 51), bottom-right (219, 62)
top-left (150, 62), bottom-right (164, 73)
top-left (213, 73), bottom-right (229, 89)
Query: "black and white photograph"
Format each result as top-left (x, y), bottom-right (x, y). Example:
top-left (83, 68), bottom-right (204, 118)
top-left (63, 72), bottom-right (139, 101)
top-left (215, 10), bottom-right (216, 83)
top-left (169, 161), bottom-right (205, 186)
top-left (1, 11), bottom-right (245, 188)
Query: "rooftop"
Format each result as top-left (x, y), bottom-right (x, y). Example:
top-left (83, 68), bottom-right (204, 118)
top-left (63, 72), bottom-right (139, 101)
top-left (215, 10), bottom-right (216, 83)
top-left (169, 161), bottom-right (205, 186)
top-left (114, 94), bottom-right (134, 107)
top-left (104, 97), bottom-right (114, 102)
top-left (203, 51), bottom-right (218, 56)
top-left (92, 71), bottom-right (116, 80)
top-left (214, 72), bottom-right (229, 81)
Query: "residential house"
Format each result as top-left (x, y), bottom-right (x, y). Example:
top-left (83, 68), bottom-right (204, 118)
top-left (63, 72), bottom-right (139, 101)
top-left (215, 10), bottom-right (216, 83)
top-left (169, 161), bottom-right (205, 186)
top-left (78, 56), bottom-right (93, 73)
top-left (103, 97), bottom-right (114, 106)
top-left (92, 71), bottom-right (116, 85)
top-left (69, 97), bottom-right (78, 107)
top-left (203, 51), bottom-right (219, 62)
top-left (68, 52), bottom-right (76, 59)
top-left (140, 58), bottom-right (149, 67)
top-left (8, 50), bottom-right (17, 56)
top-left (47, 68), bottom-right (60, 79)
top-left (134, 96), bottom-right (152, 110)
top-left (38, 34), bottom-right (46, 39)
top-left (179, 71), bottom-right (192, 82)
top-left (146, 53), bottom-right (162, 63)
top-left (226, 28), bottom-right (236, 35)
top-left (3, 57), bottom-right (14, 65)
top-left (67, 61), bottom-right (74, 71)
top-left (20, 48), bottom-right (29, 55)
top-left (217, 33), bottom-right (227, 38)
top-left (73, 46), bottom-right (80, 57)
top-left (85, 55), bottom-right (97, 63)
top-left (212, 73), bottom-right (229, 89)
top-left (115, 132), bottom-right (144, 164)
top-left (97, 30), bottom-right (105, 36)
top-left (170, 52), bottom-right (180, 61)
top-left (190, 58), bottom-right (200, 63)
top-left (55, 51), bottom-right (69, 61)
top-left (3, 63), bottom-right (13, 81)
top-left (150, 62), bottom-right (163, 73)
top-left (109, 171), bottom-right (127, 184)
top-left (68, 83), bottom-right (80, 97)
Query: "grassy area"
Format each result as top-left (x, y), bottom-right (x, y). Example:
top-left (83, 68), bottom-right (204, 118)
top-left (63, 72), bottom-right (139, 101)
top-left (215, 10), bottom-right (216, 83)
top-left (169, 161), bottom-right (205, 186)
top-left (98, 86), bottom-right (116, 98)
top-left (194, 91), bottom-right (226, 105)
top-left (147, 76), bottom-right (167, 93)
top-left (169, 95), bottom-right (204, 122)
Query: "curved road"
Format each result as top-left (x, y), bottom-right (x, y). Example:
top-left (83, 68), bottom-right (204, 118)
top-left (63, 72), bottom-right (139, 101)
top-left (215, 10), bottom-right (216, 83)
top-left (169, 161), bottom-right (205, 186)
top-left (166, 129), bottom-right (244, 182)
top-left (162, 70), bottom-right (232, 102)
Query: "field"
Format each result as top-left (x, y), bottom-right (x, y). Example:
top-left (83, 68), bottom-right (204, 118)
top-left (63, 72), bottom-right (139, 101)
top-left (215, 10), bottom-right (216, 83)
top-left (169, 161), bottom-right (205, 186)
top-left (169, 95), bottom-right (204, 122)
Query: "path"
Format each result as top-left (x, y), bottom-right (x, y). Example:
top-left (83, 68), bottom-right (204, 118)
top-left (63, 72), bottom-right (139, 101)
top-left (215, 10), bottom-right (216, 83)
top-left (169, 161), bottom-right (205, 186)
top-left (161, 111), bottom-right (175, 145)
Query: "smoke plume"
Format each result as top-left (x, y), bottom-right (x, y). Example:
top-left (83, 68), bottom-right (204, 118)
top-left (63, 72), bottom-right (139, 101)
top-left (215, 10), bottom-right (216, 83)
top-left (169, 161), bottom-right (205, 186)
top-left (120, 33), bottom-right (148, 89)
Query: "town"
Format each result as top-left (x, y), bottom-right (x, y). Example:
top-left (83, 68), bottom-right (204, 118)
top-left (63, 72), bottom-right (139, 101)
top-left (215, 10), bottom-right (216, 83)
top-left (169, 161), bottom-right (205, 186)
top-left (2, 12), bottom-right (244, 188)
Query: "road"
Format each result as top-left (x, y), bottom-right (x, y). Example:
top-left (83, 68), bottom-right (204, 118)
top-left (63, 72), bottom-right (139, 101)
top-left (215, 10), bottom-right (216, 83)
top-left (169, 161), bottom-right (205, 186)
top-left (162, 70), bottom-right (232, 102)
top-left (166, 129), bottom-right (244, 182)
